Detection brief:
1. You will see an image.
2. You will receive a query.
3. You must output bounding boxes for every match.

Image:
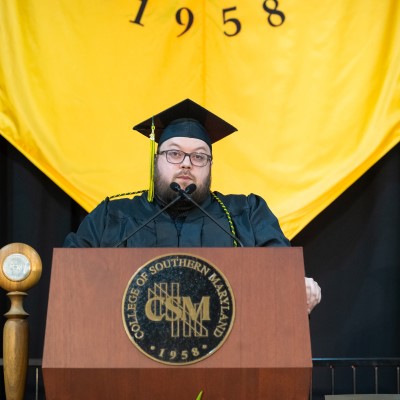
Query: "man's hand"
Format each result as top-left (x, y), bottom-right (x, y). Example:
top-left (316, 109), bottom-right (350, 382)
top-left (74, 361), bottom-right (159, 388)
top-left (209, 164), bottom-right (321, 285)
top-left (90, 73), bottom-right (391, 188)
top-left (305, 277), bottom-right (321, 314)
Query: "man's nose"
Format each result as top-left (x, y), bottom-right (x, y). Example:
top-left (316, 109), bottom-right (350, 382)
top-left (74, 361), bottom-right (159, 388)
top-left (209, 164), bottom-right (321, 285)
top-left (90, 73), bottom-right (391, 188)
top-left (180, 154), bottom-right (192, 167)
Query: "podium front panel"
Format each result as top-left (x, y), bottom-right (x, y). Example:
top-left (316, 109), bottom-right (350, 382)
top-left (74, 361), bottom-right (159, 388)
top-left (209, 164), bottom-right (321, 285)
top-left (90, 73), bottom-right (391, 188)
top-left (43, 247), bottom-right (312, 399)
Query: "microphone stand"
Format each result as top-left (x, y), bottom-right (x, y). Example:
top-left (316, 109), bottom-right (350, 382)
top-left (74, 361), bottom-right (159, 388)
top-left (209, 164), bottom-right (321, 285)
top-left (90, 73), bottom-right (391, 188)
top-left (114, 189), bottom-right (183, 247)
top-left (172, 184), bottom-right (244, 247)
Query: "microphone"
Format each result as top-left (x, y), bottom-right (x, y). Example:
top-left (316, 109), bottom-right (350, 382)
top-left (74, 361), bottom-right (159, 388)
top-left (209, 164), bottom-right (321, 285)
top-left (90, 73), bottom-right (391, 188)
top-left (184, 183), bottom-right (197, 195)
top-left (113, 182), bottom-right (184, 247)
top-left (171, 183), bottom-right (244, 247)
top-left (170, 182), bottom-right (196, 195)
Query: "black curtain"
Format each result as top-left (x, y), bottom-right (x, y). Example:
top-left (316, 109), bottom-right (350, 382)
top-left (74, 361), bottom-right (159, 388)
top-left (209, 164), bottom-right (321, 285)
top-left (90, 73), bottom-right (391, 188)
top-left (292, 142), bottom-right (400, 358)
top-left (1, 134), bottom-right (399, 394)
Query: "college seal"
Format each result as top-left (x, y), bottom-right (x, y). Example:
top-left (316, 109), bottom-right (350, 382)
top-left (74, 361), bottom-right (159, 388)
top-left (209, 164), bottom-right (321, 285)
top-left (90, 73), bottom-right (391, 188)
top-left (122, 253), bottom-right (235, 365)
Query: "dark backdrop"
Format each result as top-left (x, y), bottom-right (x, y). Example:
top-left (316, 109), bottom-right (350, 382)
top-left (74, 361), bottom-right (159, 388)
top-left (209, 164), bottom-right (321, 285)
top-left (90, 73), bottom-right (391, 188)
top-left (1, 135), bottom-right (399, 395)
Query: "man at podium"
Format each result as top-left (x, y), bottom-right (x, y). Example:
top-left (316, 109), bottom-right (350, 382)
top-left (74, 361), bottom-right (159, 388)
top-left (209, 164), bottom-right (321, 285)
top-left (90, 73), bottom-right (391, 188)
top-left (63, 99), bottom-right (321, 313)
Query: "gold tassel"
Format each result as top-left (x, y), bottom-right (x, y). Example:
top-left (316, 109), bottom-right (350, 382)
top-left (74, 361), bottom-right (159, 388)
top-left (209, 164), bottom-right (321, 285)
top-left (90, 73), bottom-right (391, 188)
top-left (147, 118), bottom-right (155, 202)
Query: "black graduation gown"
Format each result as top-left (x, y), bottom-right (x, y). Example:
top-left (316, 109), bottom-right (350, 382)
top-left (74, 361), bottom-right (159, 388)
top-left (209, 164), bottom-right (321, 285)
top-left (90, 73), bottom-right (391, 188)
top-left (63, 192), bottom-right (290, 248)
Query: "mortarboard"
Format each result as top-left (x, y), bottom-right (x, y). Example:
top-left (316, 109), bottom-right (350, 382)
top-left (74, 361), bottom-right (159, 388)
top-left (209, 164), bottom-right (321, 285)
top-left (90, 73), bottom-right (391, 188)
top-left (132, 98), bottom-right (237, 201)
top-left (133, 98), bottom-right (237, 147)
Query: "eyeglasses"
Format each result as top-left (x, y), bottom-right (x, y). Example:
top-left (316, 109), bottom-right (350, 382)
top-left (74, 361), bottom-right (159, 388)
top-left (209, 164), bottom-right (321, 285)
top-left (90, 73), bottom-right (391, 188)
top-left (158, 150), bottom-right (212, 167)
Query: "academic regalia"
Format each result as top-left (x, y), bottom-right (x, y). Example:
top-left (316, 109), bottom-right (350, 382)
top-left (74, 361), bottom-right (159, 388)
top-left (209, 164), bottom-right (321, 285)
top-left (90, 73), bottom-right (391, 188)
top-left (63, 99), bottom-right (290, 248)
top-left (63, 191), bottom-right (290, 248)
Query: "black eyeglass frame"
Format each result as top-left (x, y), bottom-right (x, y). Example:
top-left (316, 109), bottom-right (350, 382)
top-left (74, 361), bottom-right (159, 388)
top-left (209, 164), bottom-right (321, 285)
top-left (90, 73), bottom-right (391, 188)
top-left (157, 150), bottom-right (212, 167)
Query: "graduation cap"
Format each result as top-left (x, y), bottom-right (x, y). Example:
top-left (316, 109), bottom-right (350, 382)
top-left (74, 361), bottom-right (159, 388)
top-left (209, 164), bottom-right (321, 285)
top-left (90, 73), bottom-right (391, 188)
top-left (132, 98), bottom-right (237, 201)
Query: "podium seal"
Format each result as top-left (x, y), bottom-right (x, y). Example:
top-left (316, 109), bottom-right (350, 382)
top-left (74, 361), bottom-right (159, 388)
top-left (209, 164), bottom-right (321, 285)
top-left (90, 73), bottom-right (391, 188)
top-left (122, 253), bottom-right (235, 365)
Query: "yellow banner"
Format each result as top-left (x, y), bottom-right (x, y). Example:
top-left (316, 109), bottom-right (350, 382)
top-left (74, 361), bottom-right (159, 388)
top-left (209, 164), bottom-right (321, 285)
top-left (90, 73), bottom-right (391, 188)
top-left (1, 0), bottom-right (399, 238)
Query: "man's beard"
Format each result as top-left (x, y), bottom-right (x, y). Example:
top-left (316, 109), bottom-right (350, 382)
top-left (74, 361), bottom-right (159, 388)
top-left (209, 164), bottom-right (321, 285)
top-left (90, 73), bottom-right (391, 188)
top-left (154, 164), bottom-right (211, 208)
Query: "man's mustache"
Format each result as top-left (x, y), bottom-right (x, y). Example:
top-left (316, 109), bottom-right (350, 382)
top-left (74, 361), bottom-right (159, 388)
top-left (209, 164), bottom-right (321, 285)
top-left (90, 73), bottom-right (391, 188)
top-left (174, 172), bottom-right (195, 179)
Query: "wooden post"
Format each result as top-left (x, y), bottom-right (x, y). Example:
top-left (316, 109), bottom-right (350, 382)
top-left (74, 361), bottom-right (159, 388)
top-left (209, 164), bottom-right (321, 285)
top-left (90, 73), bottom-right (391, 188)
top-left (0, 243), bottom-right (42, 400)
top-left (3, 292), bottom-right (29, 400)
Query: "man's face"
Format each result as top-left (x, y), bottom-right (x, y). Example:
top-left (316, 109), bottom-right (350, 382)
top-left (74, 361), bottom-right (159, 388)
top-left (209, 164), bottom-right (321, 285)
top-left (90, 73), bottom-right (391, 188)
top-left (154, 137), bottom-right (212, 204)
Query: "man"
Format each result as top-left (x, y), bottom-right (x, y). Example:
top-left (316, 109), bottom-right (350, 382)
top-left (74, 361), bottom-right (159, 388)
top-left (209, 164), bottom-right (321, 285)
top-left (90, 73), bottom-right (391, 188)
top-left (64, 99), bottom-right (321, 313)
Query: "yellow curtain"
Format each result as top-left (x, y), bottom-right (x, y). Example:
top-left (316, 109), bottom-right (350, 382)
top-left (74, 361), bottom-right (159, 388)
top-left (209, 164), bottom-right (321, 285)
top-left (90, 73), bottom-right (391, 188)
top-left (1, 0), bottom-right (399, 238)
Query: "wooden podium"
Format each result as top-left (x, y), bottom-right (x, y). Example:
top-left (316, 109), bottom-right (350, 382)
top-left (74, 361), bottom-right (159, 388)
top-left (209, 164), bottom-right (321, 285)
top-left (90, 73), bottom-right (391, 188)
top-left (42, 247), bottom-right (312, 400)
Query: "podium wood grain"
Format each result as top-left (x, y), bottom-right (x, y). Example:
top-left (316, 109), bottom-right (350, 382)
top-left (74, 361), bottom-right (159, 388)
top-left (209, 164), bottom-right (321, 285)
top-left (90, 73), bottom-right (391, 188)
top-left (42, 247), bottom-right (311, 399)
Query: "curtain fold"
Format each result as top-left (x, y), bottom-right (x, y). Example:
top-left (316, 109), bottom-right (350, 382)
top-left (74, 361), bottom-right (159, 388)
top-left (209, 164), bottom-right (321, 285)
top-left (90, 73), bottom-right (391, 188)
top-left (1, 0), bottom-right (399, 238)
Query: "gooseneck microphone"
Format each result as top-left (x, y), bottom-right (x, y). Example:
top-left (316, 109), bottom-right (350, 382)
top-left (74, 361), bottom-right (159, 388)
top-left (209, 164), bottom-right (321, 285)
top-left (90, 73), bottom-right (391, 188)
top-left (113, 182), bottom-right (185, 247)
top-left (171, 183), bottom-right (244, 247)
top-left (170, 182), bottom-right (197, 196)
